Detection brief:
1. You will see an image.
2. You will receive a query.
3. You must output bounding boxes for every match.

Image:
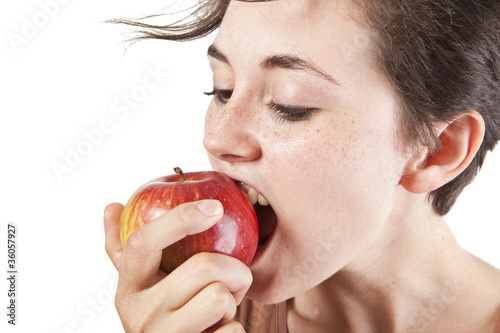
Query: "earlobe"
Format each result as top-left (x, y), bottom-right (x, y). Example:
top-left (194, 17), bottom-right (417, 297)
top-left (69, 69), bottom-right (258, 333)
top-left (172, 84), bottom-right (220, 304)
top-left (399, 110), bottom-right (485, 194)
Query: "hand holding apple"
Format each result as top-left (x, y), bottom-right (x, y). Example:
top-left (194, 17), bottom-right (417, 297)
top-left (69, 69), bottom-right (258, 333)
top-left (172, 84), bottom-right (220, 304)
top-left (120, 167), bottom-right (259, 273)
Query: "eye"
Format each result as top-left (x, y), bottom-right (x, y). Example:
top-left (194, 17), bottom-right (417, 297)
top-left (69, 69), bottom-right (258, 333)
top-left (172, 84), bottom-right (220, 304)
top-left (204, 89), bottom-right (233, 106)
top-left (268, 101), bottom-right (319, 123)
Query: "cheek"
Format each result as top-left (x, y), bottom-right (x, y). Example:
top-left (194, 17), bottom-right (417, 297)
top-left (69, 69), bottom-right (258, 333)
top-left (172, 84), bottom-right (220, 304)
top-left (203, 102), bottom-right (220, 136)
top-left (267, 123), bottom-right (371, 195)
top-left (204, 108), bottom-right (218, 164)
top-left (262, 124), bottom-right (402, 293)
top-left (268, 120), bottom-right (402, 239)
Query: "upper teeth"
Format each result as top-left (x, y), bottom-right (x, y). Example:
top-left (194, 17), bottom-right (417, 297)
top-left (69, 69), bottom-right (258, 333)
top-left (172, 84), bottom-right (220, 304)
top-left (239, 182), bottom-right (269, 206)
top-left (247, 187), bottom-right (269, 206)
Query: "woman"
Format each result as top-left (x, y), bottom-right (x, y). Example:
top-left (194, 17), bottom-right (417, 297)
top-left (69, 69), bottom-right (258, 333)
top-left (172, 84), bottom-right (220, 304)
top-left (104, 0), bottom-right (500, 331)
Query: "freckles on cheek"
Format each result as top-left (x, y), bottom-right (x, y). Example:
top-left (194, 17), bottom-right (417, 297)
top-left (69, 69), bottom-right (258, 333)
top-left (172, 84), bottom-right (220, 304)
top-left (272, 122), bottom-right (379, 206)
top-left (203, 106), bottom-right (217, 134)
top-left (268, 130), bottom-right (317, 173)
top-left (268, 126), bottom-right (344, 188)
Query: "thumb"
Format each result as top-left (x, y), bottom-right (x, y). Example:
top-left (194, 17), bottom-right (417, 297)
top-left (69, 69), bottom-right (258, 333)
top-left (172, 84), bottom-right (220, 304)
top-left (104, 202), bottom-right (124, 270)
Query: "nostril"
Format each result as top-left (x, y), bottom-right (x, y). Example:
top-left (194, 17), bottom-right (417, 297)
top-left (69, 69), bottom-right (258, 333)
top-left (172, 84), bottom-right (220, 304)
top-left (219, 153), bottom-right (251, 163)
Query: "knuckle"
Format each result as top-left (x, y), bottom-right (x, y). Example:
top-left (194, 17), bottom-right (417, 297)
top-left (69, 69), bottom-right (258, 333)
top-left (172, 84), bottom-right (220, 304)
top-left (206, 282), bottom-right (235, 310)
top-left (191, 252), bottom-right (220, 276)
top-left (207, 321), bottom-right (245, 333)
top-left (173, 202), bottom-right (197, 224)
top-left (228, 322), bottom-right (246, 333)
top-left (124, 227), bottom-right (150, 256)
top-left (240, 267), bottom-right (253, 288)
top-left (125, 317), bottom-right (148, 333)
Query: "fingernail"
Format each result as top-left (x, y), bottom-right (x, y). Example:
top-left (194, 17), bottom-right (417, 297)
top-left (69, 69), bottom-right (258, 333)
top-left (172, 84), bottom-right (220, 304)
top-left (197, 200), bottom-right (223, 217)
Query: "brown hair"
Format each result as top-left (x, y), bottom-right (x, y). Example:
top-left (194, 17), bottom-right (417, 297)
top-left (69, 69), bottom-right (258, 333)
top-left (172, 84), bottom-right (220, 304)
top-left (109, 0), bottom-right (500, 215)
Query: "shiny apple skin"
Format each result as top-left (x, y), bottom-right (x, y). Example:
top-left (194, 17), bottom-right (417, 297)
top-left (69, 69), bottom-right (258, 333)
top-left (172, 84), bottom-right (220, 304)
top-left (120, 171), bottom-right (259, 273)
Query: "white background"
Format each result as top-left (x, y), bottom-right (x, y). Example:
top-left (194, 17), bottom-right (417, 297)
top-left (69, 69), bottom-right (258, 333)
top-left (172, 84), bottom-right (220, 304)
top-left (1, 1), bottom-right (499, 332)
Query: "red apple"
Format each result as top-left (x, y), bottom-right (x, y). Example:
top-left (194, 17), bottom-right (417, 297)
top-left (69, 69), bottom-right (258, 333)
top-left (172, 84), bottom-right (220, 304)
top-left (120, 167), bottom-right (259, 273)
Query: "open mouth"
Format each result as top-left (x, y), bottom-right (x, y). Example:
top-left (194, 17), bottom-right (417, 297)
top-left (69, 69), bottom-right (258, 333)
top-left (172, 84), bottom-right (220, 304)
top-left (239, 182), bottom-right (278, 246)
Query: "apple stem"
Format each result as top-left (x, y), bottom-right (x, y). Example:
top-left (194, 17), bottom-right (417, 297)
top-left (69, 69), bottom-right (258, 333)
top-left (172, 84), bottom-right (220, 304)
top-left (174, 167), bottom-right (186, 181)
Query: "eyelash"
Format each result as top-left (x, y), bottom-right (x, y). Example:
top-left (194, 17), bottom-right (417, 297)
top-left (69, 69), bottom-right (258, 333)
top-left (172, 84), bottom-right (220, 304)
top-left (204, 89), bottom-right (319, 123)
top-left (204, 89), bottom-right (232, 106)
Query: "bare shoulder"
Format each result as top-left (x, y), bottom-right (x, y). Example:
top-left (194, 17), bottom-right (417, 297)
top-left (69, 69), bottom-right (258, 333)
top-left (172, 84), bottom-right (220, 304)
top-left (474, 255), bottom-right (500, 293)
top-left (467, 255), bottom-right (500, 332)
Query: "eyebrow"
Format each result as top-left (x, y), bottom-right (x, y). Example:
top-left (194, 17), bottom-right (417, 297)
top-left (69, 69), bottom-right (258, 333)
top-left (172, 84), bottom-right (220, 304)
top-left (207, 44), bottom-right (340, 86)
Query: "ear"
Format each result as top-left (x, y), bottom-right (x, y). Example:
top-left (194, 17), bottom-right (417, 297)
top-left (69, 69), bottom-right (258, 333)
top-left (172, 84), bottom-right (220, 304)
top-left (399, 110), bottom-right (485, 194)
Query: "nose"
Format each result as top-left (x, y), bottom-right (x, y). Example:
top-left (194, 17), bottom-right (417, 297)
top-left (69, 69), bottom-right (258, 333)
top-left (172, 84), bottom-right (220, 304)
top-left (203, 103), bottom-right (262, 164)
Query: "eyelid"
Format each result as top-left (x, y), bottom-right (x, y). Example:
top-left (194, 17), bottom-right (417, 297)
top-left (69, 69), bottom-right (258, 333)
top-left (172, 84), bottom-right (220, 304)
top-left (204, 89), bottom-right (233, 106)
top-left (267, 101), bottom-right (319, 123)
top-left (204, 89), bottom-right (319, 123)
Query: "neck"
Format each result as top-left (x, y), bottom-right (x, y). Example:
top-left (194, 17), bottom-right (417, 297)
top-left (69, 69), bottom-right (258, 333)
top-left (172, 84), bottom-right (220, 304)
top-left (287, 192), bottom-right (500, 332)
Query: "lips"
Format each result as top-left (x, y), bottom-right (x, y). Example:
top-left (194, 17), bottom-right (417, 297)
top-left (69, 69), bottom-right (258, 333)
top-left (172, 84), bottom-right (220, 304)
top-left (238, 182), bottom-right (278, 246)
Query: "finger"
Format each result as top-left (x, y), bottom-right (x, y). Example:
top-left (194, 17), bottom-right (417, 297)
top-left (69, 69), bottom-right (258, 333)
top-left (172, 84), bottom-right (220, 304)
top-left (210, 321), bottom-right (246, 333)
top-left (104, 203), bottom-right (125, 270)
top-left (171, 281), bottom-right (238, 333)
top-left (157, 252), bottom-right (253, 310)
top-left (120, 200), bottom-right (224, 291)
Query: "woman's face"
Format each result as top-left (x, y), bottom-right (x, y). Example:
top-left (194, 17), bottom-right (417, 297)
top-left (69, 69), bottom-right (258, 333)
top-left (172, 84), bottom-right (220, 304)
top-left (204, 0), bottom-right (408, 303)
